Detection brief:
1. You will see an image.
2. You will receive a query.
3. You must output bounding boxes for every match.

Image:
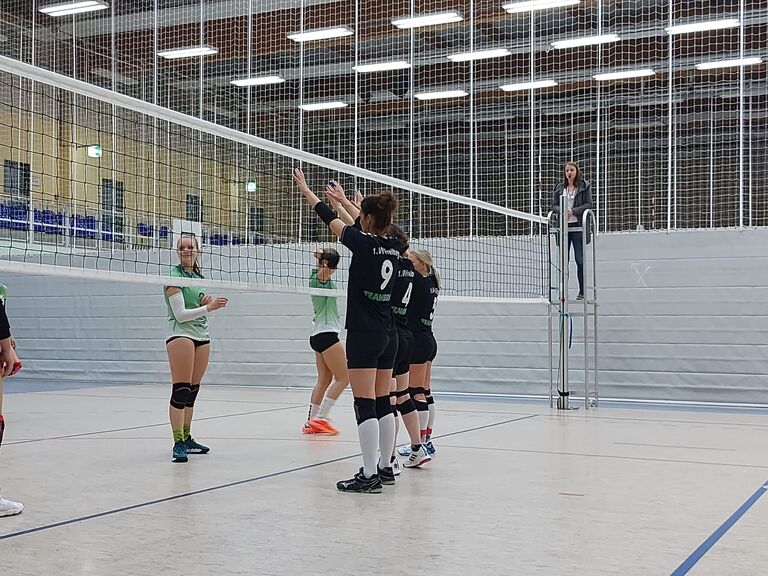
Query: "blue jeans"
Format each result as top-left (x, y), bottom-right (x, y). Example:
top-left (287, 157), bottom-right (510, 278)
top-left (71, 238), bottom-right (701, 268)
top-left (567, 228), bottom-right (584, 295)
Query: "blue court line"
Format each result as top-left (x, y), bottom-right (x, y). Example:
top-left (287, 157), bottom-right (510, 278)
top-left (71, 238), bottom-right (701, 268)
top-left (0, 414), bottom-right (537, 541)
top-left (4, 404), bottom-right (305, 446)
top-left (670, 480), bottom-right (768, 575)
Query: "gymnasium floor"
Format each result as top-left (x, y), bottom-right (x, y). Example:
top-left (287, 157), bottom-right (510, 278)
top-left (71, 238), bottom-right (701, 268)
top-left (0, 384), bottom-right (765, 575)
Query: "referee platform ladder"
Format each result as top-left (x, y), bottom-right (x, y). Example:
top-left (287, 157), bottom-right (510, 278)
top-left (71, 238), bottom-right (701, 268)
top-left (547, 203), bottom-right (599, 410)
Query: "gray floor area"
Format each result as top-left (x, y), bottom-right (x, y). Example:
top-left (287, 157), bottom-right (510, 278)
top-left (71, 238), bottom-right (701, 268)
top-left (0, 385), bottom-right (765, 575)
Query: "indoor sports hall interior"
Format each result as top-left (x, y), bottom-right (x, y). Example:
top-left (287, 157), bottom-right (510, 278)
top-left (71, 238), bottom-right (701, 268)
top-left (0, 0), bottom-right (765, 574)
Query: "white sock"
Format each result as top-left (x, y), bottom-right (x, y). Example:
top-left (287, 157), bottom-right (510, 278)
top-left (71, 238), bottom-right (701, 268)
top-left (391, 411), bottom-right (400, 461)
top-left (427, 404), bottom-right (435, 434)
top-left (317, 396), bottom-right (336, 419)
top-left (418, 410), bottom-right (429, 442)
top-left (308, 403), bottom-right (320, 420)
top-left (377, 413), bottom-right (396, 470)
top-left (357, 418), bottom-right (379, 479)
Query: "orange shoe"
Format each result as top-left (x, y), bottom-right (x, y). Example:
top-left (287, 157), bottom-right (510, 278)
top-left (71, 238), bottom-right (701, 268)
top-left (301, 421), bottom-right (317, 434)
top-left (308, 418), bottom-right (339, 435)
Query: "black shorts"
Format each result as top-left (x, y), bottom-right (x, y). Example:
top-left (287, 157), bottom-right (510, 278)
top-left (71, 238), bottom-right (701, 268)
top-left (166, 336), bottom-right (210, 348)
top-left (393, 326), bottom-right (414, 377)
top-left (309, 332), bottom-right (340, 354)
top-left (346, 330), bottom-right (398, 370)
top-left (411, 331), bottom-right (437, 365)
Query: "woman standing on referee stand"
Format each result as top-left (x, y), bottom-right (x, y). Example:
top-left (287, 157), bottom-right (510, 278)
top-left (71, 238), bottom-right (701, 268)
top-left (406, 249), bottom-right (440, 456)
top-left (0, 284), bottom-right (23, 516)
top-left (164, 234), bottom-right (227, 463)
top-left (302, 247), bottom-right (349, 435)
top-left (550, 161), bottom-right (592, 300)
top-left (294, 168), bottom-right (400, 494)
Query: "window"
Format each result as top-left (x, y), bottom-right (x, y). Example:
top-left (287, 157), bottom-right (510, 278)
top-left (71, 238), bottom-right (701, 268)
top-left (186, 194), bottom-right (201, 221)
top-left (248, 205), bottom-right (263, 233)
top-left (4, 160), bottom-right (31, 205)
top-left (101, 179), bottom-right (125, 237)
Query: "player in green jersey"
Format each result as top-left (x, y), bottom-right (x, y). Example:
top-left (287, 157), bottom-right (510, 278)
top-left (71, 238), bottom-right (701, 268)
top-left (164, 234), bottom-right (227, 463)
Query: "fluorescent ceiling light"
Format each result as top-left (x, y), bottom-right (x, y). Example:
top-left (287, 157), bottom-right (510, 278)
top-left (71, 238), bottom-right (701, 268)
top-left (157, 46), bottom-right (218, 59)
top-left (503, 0), bottom-right (580, 13)
top-left (447, 49), bottom-right (511, 62)
top-left (695, 57), bottom-right (763, 70)
top-left (231, 75), bottom-right (286, 86)
top-left (391, 11), bottom-right (463, 29)
top-left (39, 0), bottom-right (108, 16)
top-left (593, 68), bottom-right (655, 81)
top-left (414, 90), bottom-right (468, 100)
top-left (299, 101), bottom-right (349, 111)
top-left (500, 79), bottom-right (558, 91)
top-left (353, 61), bottom-right (411, 73)
top-left (665, 19), bottom-right (740, 35)
top-left (551, 34), bottom-right (620, 49)
top-left (287, 27), bottom-right (353, 42)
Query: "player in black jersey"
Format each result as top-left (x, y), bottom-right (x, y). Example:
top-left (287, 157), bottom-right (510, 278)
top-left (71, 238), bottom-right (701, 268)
top-left (406, 249), bottom-right (441, 456)
top-left (0, 286), bottom-right (23, 517)
top-left (387, 224), bottom-right (431, 470)
top-left (294, 168), bottom-right (400, 494)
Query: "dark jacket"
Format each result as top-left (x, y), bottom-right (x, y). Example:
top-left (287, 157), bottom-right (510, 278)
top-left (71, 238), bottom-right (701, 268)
top-left (551, 179), bottom-right (593, 242)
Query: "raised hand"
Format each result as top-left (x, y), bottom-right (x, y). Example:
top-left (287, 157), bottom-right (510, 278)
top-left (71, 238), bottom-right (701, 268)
top-left (292, 168), bottom-right (312, 197)
top-left (206, 297), bottom-right (228, 312)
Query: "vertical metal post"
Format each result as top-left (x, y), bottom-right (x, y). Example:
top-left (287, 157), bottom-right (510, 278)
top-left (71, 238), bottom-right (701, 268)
top-left (738, 0), bottom-right (745, 230)
top-left (528, 11), bottom-right (535, 236)
top-left (408, 0), bottom-right (414, 234)
top-left (666, 1), bottom-right (673, 232)
top-left (557, 193), bottom-right (569, 409)
top-left (637, 85), bottom-right (643, 230)
top-left (468, 0), bottom-right (475, 238)
top-left (709, 102), bottom-right (714, 228)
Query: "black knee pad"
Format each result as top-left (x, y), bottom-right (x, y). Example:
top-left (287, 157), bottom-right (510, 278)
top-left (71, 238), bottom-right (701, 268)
top-left (0, 415), bottom-right (4, 447)
top-left (395, 389), bottom-right (410, 398)
top-left (414, 399), bottom-right (428, 412)
top-left (409, 386), bottom-right (425, 397)
top-left (186, 384), bottom-right (201, 408)
top-left (426, 394), bottom-right (434, 406)
top-left (353, 397), bottom-right (376, 425)
top-left (376, 395), bottom-right (393, 419)
top-left (170, 382), bottom-right (192, 409)
top-left (396, 397), bottom-right (417, 416)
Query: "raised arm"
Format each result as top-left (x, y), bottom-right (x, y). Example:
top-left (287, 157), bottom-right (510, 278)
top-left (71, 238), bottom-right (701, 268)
top-left (327, 194), bottom-right (355, 226)
top-left (324, 181), bottom-right (360, 221)
top-left (293, 168), bottom-right (346, 238)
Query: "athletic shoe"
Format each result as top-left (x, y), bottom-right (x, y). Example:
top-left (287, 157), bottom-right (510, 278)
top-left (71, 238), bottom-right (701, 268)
top-left (307, 418), bottom-right (339, 435)
top-left (576, 293), bottom-right (584, 301)
top-left (378, 466), bottom-right (396, 485)
top-left (0, 494), bottom-right (23, 517)
top-left (397, 445), bottom-right (411, 457)
top-left (391, 457), bottom-right (402, 476)
top-left (337, 468), bottom-right (382, 494)
top-left (184, 437), bottom-right (210, 454)
top-left (403, 445), bottom-right (432, 468)
top-left (425, 441), bottom-right (436, 455)
top-left (301, 421), bottom-right (317, 434)
top-left (172, 441), bottom-right (188, 463)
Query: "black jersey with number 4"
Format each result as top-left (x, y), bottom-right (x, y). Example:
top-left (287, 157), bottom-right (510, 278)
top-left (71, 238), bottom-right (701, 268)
top-left (391, 257), bottom-right (415, 327)
top-left (341, 226), bottom-right (401, 332)
top-left (407, 272), bottom-right (439, 334)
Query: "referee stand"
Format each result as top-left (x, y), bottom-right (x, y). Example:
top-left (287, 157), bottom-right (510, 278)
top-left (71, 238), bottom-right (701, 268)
top-left (548, 197), bottom-right (599, 410)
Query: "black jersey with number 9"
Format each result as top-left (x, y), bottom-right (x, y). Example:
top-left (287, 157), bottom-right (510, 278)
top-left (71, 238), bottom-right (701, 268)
top-left (341, 226), bottom-right (401, 332)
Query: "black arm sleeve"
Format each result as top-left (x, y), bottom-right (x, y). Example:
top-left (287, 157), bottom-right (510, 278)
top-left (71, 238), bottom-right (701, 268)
top-left (0, 301), bottom-right (11, 340)
top-left (314, 202), bottom-right (339, 226)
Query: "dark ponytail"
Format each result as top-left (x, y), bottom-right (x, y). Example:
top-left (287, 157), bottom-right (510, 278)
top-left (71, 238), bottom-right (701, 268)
top-left (387, 223), bottom-right (409, 255)
top-left (361, 190), bottom-right (398, 235)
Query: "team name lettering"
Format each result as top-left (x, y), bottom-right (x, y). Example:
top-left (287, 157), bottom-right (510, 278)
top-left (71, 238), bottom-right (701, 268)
top-left (373, 247), bottom-right (400, 257)
top-left (399, 269), bottom-right (415, 278)
top-left (364, 290), bottom-right (392, 302)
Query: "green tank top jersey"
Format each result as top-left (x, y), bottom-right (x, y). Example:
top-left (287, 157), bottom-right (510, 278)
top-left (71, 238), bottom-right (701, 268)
top-left (164, 265), bottom-right (210, 341)
top-left (0, 284), bottom-right (8, 306)
top-left (309, 269), bottom-right (342, 336)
